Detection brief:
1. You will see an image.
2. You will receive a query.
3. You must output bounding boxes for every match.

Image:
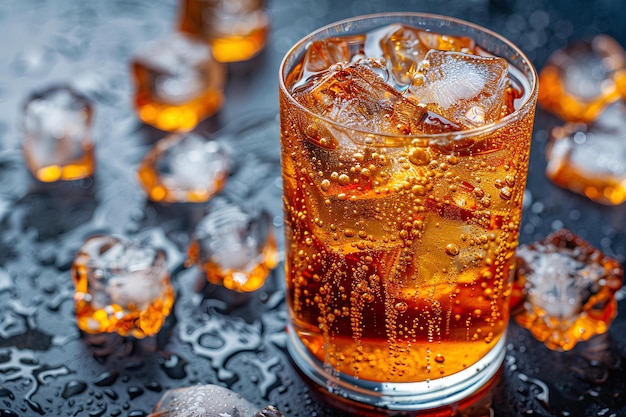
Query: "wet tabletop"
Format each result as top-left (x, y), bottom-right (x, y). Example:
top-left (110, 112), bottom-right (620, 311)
top-left (1, 0), bottom-right (626, 416)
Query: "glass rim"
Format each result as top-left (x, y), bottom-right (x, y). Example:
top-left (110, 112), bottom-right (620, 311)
top-left (279, 12), bottom-right (539, 142)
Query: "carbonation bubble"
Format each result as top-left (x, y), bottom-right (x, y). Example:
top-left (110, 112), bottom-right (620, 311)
top-left (409, 148), bottom-right (430, 166)
top-left (445, 243), bottom-right (460, 256)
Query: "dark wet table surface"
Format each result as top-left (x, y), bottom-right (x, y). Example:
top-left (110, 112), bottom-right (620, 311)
top-left (1, 0), bottom-right (626, 416)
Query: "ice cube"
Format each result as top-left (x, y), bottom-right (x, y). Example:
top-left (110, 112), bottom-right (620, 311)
top-left (22, 85), bottom-right (95, 182)
top-left (187, 199), bottom-right (278, 292)
top-left (302, 35), bottom-right (365, 73)
top-left (71, 235), bottom-right (174, 338)
top-left (365, 24), bottom-right (476, 91)
top-left (538, 34), bottom-right (626, 123)
top-left (407, 50), bottom-right (512, 128)
top-left (137, 132), bottom-right (230, 203)
top-left (546, 101), bottom-right (626, 205)
top-left (292, 58), bottom-right (457, 136)
top-left (514, 229), bottom-right (623, 351)
top-left (147, 384), bottom-right (283, 417)
top-left (178, 0), bottom-right (270, 62)
top-left (131, 33), bottom-right (226, 132)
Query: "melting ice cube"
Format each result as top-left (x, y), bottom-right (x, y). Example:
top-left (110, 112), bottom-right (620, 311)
top-left (538, 34), bottom-right (626, 123)
top-left (292, 58), bottom-right (458, 137)
top-left (546, 101), bottom-right (626, 205)
top-left (22, 85), bottom-right (95, 182)
top-left (131, 33), bottom-right (226, 131)
top-left (137, 131), bottom-right (230, 203)
top-left (187, 199), bottom-right (278, 292)
top-left (147, 384), bottom-right (283, 417)
top-left (514, 229), bottom-right (623, 351)
top-left (71, 234), bottom-right (174, 338)
top-left (407, 50), bottom-right (512, 128)
top-left (178, 0), bottom-right (271, 62)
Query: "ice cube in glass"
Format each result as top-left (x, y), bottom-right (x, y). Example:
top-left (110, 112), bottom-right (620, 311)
top-left (71, 235), bottom-right (174, 338)
top-left (407, 50), bottom-right (514, 128)
top-left (546, 101), bottom-right (626, 205)
top-left (22, 85), bottom-right (95, 183)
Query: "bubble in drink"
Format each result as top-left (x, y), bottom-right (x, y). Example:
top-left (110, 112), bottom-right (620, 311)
top-left (546, 101), bottom-right (626, 205)
top-left (280, 18), bottom-right (537, 386)
top-left (187, 200), bottom-right (278, 292)
top-left (131, 33), bottom-right (226, 132)
top-left (22, 85), bottom-right (95, 182)
top-left (178, 0), bottom-right (270, 63)
top-left (147, 384), bottom-right (284, 417)
top-left (71, 235), bottom-right (174, 338)
top-left (137, 131), bottom-right (230, 203)
top-left (514, 229), bottom-right (623, 351)
top-left (538, 34), bottom-right (626, 123)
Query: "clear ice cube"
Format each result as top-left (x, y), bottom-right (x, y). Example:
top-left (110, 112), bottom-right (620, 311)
top-left (538, 34), bottom-right (626, 123)
top-left (178, 0), bottom-right (270, 62)
top-left (407, 50), bottom-right (511, 128)
top-left (302, 35), bottom-right (365, 74)
top-left (364, 23), bottom-right (477, 91)
top-left (147, 384), bottom-right (283, 417)
top-left (137, 132), bottom-right (230, 203)
top-left (514, 229), bottom-right (623, 351)
top-left (22, 85), bottom-right (95, 182)
top-left (292, 58), bottom-right (457, 136)
top-left (546, 101), bottom-right (626, 205)
top-left (187, 199), bottom-right (278, 292)
top-left (71, 234), bottom-right (174, 338)
top-left (131, 33), bottom-right (226, 131)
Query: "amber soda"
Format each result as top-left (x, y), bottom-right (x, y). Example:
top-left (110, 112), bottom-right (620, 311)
top-left (279, 13), bottom-right (538, 409)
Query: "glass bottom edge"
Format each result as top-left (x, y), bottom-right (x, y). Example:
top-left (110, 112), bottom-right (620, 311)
top-left (286, 323), bottom-right (506, 411)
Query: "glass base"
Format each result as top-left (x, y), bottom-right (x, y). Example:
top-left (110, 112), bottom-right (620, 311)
top-left (286, 324), bottom-right (506, 411)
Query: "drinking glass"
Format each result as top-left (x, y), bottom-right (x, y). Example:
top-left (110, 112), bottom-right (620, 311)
top-left (279, 12), bottom-right (538, 410)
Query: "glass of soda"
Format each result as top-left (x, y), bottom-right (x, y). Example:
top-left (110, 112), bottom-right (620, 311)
top-left (278, 13), bottom-right (538, 410)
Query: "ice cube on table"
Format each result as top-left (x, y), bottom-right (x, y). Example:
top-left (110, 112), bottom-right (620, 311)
top-left (22, 85), bottom-right (94, 182)
top-left (187, 199), bottom-right (278, 292)
top-left (538, 34), bottom-right (626, 123)
top-left (513, 229), bottom-right (623, 351)
top-left (71, 235), bottom-right (174, 338)
top-left (407, 50), bottom-right (513, 129)
top-left (147, 384), bottom-right (284, 417)
top-left (137, 131), bottom-right (230, 203)
top-left (178, 0), bottom-right (270, 63)
top-left (131, 33), bottom-right (226, 132)
top-left (546, 101), bottom-right (626, 205)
